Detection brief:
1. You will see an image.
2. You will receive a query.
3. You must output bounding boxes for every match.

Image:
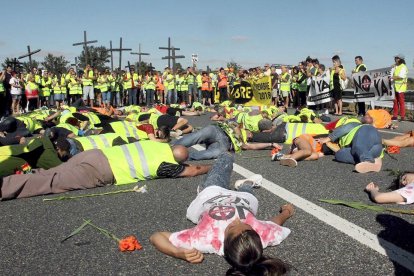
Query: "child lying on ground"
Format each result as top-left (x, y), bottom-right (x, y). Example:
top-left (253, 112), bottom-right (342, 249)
top-left (365, 172), bottom-right (414, 204)
top-left (150, 152), bottom-right (294, 275)
top-left (271, 134), bottom-right (334, 167)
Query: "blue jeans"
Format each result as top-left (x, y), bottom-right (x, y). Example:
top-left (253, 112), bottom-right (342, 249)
top-left (128, 88), bottom-right (137, 105)
top-left (146, 89), bottom-right (155, 106)
top-left (335, 125), bottom-right (383, 164)
top-left (112, 91), bottom-right (121, 106)
top-left (199, 152), bottom-right (253, 194)
top-left (101, 91), bottom-right (111, 103)
top-left (172, 125), bottom-right (231, 160)
top-left (188, 84), bottom-right (197, 102)
top-left (167, 90), bottom-right (177, 104)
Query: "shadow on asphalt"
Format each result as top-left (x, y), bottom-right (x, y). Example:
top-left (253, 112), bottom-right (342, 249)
top-left (377, 214), bottom-right (414, 275)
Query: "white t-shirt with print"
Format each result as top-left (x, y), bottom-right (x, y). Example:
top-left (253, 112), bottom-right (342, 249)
top-left (169, 186), bottom-right (291, 255)
top-left (10, 77), bottom-right (21, 95)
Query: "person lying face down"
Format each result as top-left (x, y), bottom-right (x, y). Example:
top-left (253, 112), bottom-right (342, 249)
top-left (0, 141), bottom-right (211, 200)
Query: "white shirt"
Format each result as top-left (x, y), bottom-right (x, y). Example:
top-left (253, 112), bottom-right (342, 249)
top-left (10, 77), bottom-right (21, 95)
top-left (169, 186), bottom-right (290, 255)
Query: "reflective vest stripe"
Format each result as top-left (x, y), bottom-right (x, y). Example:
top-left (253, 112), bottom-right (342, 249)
top-left (121, 144), bottom-right (138, 179)
top-left (301, 123), bottom-right (307, 134)
top-left (86, 136), bottom-right (98, 149)
top-left (134, 142), bottom-right (150, 179)
top-left (88, 114), bottom-right (98, 125)
top-left (121, 142), bottom-right (150, 180)
top-left (121, 121), bottom-right (131, 137)
top-left (101, 135), bottom-right (110, 147)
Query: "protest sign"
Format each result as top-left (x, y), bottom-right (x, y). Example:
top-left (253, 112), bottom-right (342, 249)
top-left (307, 70), bottom-right (331, 105)
top-left (230, 76), bottom-right (272, 106)
top-left (350, 67), bottom-right (394, 101)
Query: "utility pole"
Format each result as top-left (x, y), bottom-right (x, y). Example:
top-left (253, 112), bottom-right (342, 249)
top-left (72, 31), bottom-right (98, 66)
top-left (131, 43), bottom-right (150, 76)
top-left (107, 37), bottom-right (131, 71)
top-left (18, 45), bottom-right (41, 69)
top-left (159, 37), bottom-right (180, 69)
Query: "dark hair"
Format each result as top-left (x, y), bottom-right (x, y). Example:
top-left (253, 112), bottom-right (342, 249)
top-left (319, 64), bottom-right (326, 71)
top-left (355, 56), bottom-right (363, 60)
top-left (224, 230), bottom-right (290, 276)
top-left (331, 55), bottom-right (340, 61)
top-left (158, 125), bottom-right (170, 140)
top-left (305, 56), bottom-right (312, 63)
top-left (312, 59), bottom-right (319, 65)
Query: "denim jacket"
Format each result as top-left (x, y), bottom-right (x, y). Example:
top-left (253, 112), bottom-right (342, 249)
top-left (328, 122), bottom-right (361, 142)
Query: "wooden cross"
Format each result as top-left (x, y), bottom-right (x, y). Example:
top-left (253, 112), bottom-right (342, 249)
top-left (108, 37), bottom-right (131, 71)
top-left (18, 45), bottom-right (41, 69)
top-left (72, 31), bottom-right (98, 66)
top-left (159, 37), bottom-right (180, 69)
top-left (131, 43), bottom-right (150, 75)
top-left (7, 58), bottom-right (23, 72)
top-left (162, 47), bottom-right (185, 92)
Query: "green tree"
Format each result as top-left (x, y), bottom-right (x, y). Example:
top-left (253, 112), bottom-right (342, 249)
top-left (41, 54), bottom-right (69, 74)
top-left (227, 61), bottom-right (242, 73)
top-left (78, 46), bottom-right (110, 71)
top-left (22, 60), bottom-right (40, 73)
top-left (173, 62), bottom-right (183, 73)
top-left (2, 57), bottom-right (23, 71)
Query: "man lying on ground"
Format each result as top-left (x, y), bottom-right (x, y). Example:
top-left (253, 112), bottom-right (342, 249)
top-left (0, 141), bottom-right (211, 200)
top-left (172, 122), bottom-right (282, 160)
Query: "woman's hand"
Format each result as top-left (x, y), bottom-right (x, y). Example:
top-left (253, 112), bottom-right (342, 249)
top-left (176, 248), bottom-right (204, 264)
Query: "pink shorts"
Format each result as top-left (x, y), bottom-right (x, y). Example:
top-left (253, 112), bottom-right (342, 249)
top-left (396, 183), bottom-right (414, 204)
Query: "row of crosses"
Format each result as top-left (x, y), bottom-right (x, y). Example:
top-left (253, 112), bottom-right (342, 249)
top-left (11, 32), bottom-right (186, 77)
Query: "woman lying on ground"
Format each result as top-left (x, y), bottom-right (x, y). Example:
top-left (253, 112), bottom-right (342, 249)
top-left (150, 152), bottom-right (294, 275)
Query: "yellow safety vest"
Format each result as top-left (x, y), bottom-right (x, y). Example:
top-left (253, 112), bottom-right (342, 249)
top-left (217, 123), bottom-right (242, 153)
top-left (285, 123), bottom-right (329, 144)
top-left (393, 64), bottom-right (408, 92)
top-left (236, 113), bottom-right (262, 132)
top-left (74, 133), bottom-right (127, 151)
top-left (15, 116), bottom-right (41, 133)
top-left (56, 123), bottom-right (79, 134)
top-left (280, 72), bottom-right (291, 92)
top-left (83, 112), bottom-right (101, 127)
top-left (102, 141), bottom-right (177, 185)
top-left (82, 70), bottom-right (94, 86)
top-left (109, 121), bottom-right (148, 140)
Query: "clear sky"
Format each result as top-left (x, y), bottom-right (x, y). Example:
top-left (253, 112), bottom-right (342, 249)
top-left (2, 0), bottom-right (413, 75)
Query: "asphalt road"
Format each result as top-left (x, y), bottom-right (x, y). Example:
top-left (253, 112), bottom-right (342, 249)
top-left (1, 112), bottom-right (414, 275)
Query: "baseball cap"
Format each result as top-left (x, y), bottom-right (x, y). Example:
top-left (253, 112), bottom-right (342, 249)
top-left (394, 53), bottom-right (405, 59)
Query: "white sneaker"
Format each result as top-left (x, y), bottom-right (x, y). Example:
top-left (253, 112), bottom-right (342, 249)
top-left (234, 174), bottom-right (263, 190)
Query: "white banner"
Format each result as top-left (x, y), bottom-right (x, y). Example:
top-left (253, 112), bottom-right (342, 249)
top-left (307, 70), bottom-right (332, 105)
top-left (349, 67), bottom-right (394, 101)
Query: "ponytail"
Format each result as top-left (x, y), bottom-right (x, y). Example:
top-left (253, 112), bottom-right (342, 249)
top-left (224, 230), bottom-right (290, 276)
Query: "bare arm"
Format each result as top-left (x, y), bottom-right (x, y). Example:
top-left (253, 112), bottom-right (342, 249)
top-left (172, 117), bottom-right (188, 131)
top-left (178, 164), bottom-right (211, 177)
top-left (150, 232), bottom-right (204, 263)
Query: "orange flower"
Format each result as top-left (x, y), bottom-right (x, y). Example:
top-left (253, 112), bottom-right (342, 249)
top-left (118, 235), bottom-right (143, 252)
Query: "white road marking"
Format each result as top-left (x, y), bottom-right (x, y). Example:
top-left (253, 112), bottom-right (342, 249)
top-left (379, 129), bottom-right (404, 135)
top-left (191, 144), bottom-right (414, 272)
